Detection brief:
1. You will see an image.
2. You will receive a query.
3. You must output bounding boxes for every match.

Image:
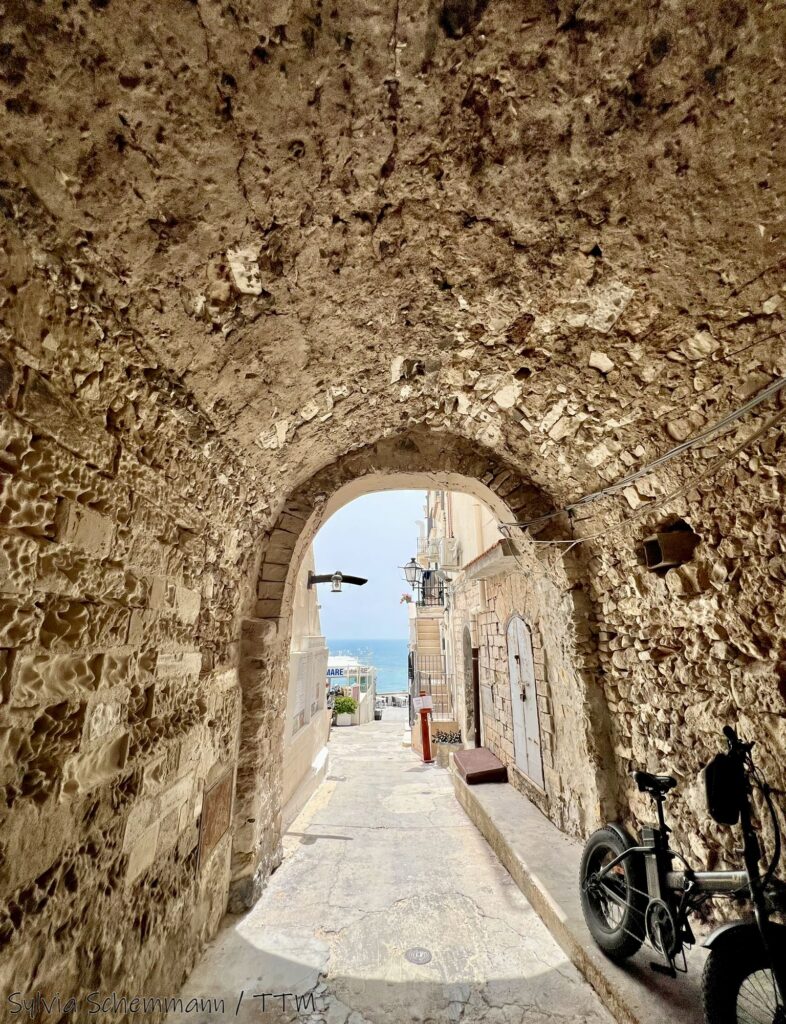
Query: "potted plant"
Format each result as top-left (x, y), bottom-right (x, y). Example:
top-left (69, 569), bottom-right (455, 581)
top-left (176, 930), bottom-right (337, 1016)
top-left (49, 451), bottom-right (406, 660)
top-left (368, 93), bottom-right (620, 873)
top-left (333, 695), bottom-right (358, 726)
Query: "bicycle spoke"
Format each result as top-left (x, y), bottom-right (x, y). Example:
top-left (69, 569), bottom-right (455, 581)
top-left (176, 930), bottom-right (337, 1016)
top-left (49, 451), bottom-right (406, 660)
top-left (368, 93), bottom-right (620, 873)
top-left (738, 969), bottom-right (778, 1023)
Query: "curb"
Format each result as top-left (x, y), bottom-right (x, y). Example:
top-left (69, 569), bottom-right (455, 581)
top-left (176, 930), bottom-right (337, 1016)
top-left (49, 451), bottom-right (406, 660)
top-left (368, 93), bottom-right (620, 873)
top-left (452, 770), bottom-right (705, 1024)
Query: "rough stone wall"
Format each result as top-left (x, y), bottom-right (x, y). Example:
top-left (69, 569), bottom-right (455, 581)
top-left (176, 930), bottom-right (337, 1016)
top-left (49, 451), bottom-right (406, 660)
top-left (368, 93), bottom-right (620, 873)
top-left (586, 429), bottom-right (786, 873)
top-left (448, 545), bottom-right (616, 836)
top-left (0, 207), bottom-right (268, 1005)
top-left (0, 0), bottom-right (784, 1004)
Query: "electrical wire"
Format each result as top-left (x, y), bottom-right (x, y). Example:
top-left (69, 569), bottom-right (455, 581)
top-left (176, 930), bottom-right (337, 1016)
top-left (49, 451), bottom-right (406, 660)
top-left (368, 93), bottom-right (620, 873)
top-left (504, 404), bottom-right (786, 553)
top-left (501, 375), bottom-right (786, 534)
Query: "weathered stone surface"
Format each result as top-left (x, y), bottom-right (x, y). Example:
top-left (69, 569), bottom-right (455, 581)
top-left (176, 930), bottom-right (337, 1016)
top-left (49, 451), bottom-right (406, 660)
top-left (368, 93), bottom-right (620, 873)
top-left (0, 0), bottom-right (784, 1013)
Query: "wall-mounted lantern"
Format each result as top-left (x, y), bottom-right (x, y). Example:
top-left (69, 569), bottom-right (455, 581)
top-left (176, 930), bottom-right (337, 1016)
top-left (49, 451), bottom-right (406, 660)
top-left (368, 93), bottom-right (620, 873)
top-left (307, 570), bottom-right (368, 593)
top-left (402, 557), bottom-right (423, 587)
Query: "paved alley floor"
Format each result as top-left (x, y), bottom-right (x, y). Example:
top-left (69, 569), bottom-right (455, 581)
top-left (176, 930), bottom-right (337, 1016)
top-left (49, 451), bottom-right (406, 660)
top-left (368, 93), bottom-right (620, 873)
top-left (173, 723), bottom-right (613, 1024)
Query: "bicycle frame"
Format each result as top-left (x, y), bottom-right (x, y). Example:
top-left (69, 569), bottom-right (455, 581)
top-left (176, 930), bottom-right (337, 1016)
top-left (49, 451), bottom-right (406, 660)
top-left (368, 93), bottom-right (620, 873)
top-left (592, 737), bottom-right (786, 1005)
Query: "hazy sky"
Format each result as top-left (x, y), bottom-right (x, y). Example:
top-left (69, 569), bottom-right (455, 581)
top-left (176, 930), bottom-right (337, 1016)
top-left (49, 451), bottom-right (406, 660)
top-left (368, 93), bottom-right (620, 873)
top-left (312, 490), bottom-right (425, 640)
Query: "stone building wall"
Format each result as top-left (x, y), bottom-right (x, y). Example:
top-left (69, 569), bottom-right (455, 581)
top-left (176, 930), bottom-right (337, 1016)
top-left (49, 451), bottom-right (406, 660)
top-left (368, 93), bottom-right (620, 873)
top-left (586, 445), bottom-right (786, 872)
top-left (447, 417), bottom-right (786, 873)
top-left (0, 213), bottom-right (271, 1004)
top-left (447, 546), bottom-right (615, 837)
top-left (0, 0), bottom-right (785, 1008)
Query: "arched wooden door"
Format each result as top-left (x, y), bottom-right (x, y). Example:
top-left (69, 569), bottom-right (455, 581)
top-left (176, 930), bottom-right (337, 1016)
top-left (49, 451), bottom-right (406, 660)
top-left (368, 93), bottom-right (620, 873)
top-left (506, 616), bottom-right (544, 788)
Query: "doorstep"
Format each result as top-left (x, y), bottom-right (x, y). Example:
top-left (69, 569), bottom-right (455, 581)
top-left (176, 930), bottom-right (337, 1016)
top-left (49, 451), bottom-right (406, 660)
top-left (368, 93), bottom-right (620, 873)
top-left (452, 770), bottom-right (705, 1024)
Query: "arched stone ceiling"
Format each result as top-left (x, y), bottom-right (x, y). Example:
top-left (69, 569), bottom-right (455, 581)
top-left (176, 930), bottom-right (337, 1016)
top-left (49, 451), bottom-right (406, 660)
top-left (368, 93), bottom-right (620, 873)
top-left (1, 0), bottom-right (784, 508)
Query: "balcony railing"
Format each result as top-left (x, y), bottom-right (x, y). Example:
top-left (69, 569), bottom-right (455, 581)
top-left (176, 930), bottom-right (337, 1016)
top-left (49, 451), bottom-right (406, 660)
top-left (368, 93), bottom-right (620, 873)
top-left (414, 573), bottom-right (445, 608)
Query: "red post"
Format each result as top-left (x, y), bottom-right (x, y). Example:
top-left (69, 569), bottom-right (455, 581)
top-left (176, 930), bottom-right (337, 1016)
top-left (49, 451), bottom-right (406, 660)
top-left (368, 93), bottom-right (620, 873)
top-left (419, 689), bottom-right (434, 764)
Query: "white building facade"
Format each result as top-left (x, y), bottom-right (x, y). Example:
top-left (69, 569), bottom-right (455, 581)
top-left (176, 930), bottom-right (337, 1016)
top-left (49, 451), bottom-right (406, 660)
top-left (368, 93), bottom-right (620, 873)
top-left (282, 550), bottom-right (331, 828)
top-left (409, 490), bottom-right (601, 836)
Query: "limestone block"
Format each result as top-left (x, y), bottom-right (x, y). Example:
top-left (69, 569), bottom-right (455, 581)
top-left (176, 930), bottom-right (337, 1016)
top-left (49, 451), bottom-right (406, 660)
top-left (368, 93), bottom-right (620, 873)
top-left (159, 775), bottom-right (193, 817)
top-left (18, 371), bottom-right (116, 471)
top-left (0, 532), bottom-right (38, 593)
top-left (54, 500), bottom-right (114, 558)
top-left (0, 413), bottom-right (32, 470)
top-left (101, 648), bottom-right (138, 688)
top-left (126, 609), bottom-right (160, 645)
top-left (60, 732), bottom-right (130, 799)
top-left (84, 701), bottom-right (126, 743)
top-left (19, 438), bottom-right (131, 519)
top-left (255, 599), bottom-right (281, 618)
top-left (125, 821), bottom-right (160, 885)
top-left (260, 561), bottom-right (288, 583)
top-left (0, 472), bottom-right (58, 536)
top-left (141, 753), bottom-right (167, 794)
top-left (257, 580), bottom-right (285, 600)
top-left (155, 651), bottom-right (202, 679)
top-left (0, 598), bottom-right (43, 647)
top-left (157, 806), bottom-right (183, 854)
top-left (148, 575), bottom-right (176, 613)
top-left (175, 585), bottom-right (201, 624)
top-left (123, 531), bottom-right (169, 575)
top-left (123, 797), bottom-right (156, 851)
top-left (10, 652), bottom-right (102, 707)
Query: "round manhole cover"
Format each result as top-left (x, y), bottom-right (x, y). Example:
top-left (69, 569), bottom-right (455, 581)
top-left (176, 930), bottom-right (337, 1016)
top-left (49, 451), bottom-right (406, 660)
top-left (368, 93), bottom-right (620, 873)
top-left (405, 947), bottom-right (432, 965)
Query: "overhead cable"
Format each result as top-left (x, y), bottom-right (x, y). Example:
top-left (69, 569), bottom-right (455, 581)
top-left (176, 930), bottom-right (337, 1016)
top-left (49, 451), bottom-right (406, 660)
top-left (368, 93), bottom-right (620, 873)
top-left (500, 374), bottom-right (786, 534)
top-left (515, 405), bottom-right (786, 552)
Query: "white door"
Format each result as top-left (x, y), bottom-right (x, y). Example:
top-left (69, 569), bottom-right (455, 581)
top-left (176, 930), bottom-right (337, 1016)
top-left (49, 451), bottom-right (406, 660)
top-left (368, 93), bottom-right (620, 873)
top-left (506, 616), bottom-right (544, 788)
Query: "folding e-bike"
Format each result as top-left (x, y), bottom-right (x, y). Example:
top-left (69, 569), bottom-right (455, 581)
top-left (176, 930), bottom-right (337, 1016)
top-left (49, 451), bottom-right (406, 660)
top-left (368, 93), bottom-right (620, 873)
top-left (580, 726), bottom-right (786, 1024)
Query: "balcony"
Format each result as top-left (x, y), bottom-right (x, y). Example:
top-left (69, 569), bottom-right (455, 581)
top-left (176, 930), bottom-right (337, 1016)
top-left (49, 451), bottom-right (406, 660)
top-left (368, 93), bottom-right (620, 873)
top-left (414, 574), bottom-right (445, 608)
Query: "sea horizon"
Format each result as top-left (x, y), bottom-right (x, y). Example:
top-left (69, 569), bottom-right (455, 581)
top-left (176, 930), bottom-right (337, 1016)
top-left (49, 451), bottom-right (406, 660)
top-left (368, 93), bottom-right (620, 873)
top-left (326, 637), bottom-right (409, 694)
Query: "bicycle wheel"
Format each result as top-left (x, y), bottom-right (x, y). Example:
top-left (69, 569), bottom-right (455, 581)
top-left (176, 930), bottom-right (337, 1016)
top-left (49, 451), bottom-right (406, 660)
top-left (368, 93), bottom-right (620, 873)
top-left (703, 933), bottom-right (785, 1024)
top-left (579, 826), bottom-right (647, 961)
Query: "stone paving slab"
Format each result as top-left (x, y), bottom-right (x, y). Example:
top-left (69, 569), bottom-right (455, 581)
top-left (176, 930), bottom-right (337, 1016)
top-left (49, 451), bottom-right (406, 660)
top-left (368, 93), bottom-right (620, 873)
top-left (172, 722), bottom-right (615, 1024)
top-left (452, 771), bottom-right (706, 1024)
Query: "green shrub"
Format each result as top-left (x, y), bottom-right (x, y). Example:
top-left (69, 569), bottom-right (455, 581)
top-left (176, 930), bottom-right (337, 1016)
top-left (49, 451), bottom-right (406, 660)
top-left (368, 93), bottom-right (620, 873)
top-left (333, 695), bottom-right (358, 716)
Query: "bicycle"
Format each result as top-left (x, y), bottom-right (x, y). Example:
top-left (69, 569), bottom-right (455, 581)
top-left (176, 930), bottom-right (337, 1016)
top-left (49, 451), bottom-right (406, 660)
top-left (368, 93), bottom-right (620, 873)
top-left (579, 725), bottom-right (786, 1024)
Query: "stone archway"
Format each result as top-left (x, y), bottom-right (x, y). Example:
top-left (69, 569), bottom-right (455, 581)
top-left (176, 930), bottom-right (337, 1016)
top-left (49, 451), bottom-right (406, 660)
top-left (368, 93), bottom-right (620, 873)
top-left (228, 427), bottom-right (616, 909)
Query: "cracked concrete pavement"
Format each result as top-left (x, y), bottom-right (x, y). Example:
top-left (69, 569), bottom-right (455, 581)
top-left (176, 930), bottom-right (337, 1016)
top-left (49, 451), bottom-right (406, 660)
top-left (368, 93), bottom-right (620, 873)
top-left (172, 723), bottom-right (614, 1023)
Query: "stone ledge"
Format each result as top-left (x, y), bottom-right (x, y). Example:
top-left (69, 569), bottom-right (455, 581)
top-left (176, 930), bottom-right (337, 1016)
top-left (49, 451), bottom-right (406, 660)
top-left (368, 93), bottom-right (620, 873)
top-left (451, 770), bottom-right (704, 1024)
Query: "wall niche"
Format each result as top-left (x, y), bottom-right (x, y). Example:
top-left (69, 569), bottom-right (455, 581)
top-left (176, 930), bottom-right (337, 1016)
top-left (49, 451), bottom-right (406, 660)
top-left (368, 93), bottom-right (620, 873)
top-left (641, 518), bottom-right (701, 573)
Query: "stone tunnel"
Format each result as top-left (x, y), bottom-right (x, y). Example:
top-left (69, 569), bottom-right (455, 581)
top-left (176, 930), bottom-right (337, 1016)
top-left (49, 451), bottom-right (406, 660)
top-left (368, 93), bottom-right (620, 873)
top-left (0, 0), bottom-right (785, 1007)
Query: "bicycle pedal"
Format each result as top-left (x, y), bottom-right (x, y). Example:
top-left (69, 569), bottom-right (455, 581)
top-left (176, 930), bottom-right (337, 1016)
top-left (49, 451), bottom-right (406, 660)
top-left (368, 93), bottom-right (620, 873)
top-left (649, 962), bottom-right (677, 978)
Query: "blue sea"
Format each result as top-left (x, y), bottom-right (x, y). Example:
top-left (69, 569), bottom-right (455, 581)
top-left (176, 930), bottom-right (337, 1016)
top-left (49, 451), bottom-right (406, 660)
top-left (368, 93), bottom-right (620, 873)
top-left (326, 638), bottom-right (409, 694)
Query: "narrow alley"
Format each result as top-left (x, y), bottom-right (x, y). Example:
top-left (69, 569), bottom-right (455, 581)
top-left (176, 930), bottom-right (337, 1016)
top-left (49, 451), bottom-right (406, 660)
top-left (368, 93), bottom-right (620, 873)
top-left (174, 723), bottom-right (612, 1024)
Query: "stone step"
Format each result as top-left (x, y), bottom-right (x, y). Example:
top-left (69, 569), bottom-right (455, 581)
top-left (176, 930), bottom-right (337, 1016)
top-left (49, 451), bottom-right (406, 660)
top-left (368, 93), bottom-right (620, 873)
top-left (451, 769), bottom-right (705, 1024)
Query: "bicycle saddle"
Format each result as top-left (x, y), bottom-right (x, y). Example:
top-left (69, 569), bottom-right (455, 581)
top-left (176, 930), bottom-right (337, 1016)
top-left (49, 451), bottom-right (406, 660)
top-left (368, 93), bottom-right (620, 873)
top-left (633, 771), bottom-right (677, 796)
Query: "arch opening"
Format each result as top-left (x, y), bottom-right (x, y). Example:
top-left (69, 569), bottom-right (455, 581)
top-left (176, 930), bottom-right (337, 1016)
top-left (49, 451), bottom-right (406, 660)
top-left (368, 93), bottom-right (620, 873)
top-left (229, 429), bottom-right (618, 910)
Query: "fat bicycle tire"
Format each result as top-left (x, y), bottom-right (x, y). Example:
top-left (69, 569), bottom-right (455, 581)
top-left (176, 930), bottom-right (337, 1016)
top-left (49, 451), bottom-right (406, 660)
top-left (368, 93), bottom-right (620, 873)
top-left (579, 826), bottom-right (648, 961)
top-left (702, 931), bottom-right (785, 1024)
